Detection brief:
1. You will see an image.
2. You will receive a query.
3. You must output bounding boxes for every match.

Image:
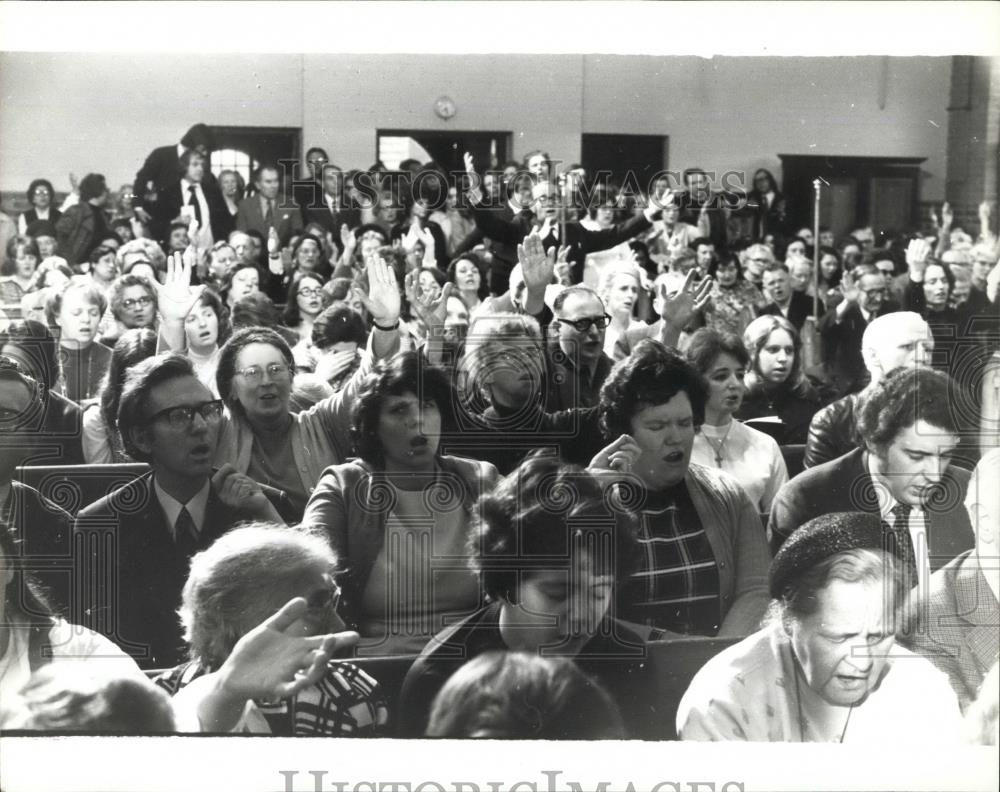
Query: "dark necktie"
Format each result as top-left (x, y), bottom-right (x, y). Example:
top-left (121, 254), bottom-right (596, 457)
top-left (265, 199), bottom-right (275, 228)
top-left (175, 506), bottom-right (200, 559)
top-left (187, 185), bottom-right (203, 226)
top-left (887, 503), bottom-right (918, 586)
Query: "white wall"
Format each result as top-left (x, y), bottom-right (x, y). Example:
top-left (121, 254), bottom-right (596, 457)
top-left (0, 53), bottom-right (951, 201)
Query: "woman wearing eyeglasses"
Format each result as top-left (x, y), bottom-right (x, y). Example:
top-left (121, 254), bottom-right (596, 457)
top-left (154, 254), bottom-right (405, 522)
top-left (157, 523), bottom-right (388, 735)
top-left (282, 273), bottom-right (328, 368)
top-left (99, 273), bottom-right (158, 346)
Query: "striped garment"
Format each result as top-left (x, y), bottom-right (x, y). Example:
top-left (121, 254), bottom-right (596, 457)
top-left (618, 483), bottom-right (722, 636)
top-left (155, 660), bottom-right (389, 736)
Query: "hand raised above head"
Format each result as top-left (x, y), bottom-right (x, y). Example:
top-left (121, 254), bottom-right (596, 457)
top-left (153, 252), bottom-right (204, 324)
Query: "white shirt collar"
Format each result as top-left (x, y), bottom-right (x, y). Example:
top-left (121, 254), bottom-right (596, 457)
top-left (867, 452), bottom-right (903, 521)
top-left (176, 143), bottom-right (186, 158)
top-left (153, 476), bottom-right (211, 538)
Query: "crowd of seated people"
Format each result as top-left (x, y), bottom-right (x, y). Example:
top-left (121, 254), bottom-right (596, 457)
top-left (0, 121), bottom-right (998, 743)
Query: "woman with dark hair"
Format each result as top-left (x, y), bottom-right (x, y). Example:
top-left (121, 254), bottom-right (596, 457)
top-left (81, 328), bottom-right (157, 463)
top-left (307, 304), bottom-right (368, 393)
top-left (426, 652), bottom-right (625, 739)
top-left (17, 178), bottom-right (61, 236)
top-left (686, 328), bottom-right (787, 512)
top-left (589, 339), bottom-right (770, 637)
top-left (183, 288), bottom-right (230, 396)
top-left (155, 254), bottom-right (404, 519)
top-left (746, 168), bottom-right (788, 241)
top-left (302, 351), bottom-right (497, 655)
top-left (817, 246), bottom-right (844, 302)
top-left (677, 512), bottom-right (963, 742)
top-left (702, 252), bottom-right (766, 337)
top-left (0, 320), bottom-right (85, 464)
top-left (446, 254), bottom-right (490, 316)
top-left (0, 520), bottom-right (145, 714)
top-left (398, 454), bottom-right (654, 738)
top-left (735, 314), bottom-right (824, 445)
top-left (1, 236), bottom-right (40, 305)
top-left (282, 273), bottom-right (328, 360)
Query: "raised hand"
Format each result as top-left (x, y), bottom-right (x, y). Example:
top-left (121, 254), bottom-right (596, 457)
top-left (357, 255), bottom-right (401, 328)
top-left (554, 245), bottom-right (573, 286)
top-left (940, 202), bottom-right (954, 229)
top-left (463, 152), bottom-right (483, 204)
top-left (267, 228), bottom-right (284, 275)
top-left (418, 226), bottom-right (436, 266)
top-left (906, 238), bottom-right (932, 279)
top-left (153, 252), bottom-right (204, 325)
top-left (340, 223), bottom-right (356, 256)
top-left (315, 348), bottom-right (359, 384)
top-left (400, 222), bottom-right (421, 255)
top-left (216, 598), bottom-right (359, 702)
top-left (589, 434), bottom-right (643, 475)
top-left (405, 269), bottom-right (453, 331)
top-left (517, 231), bottom-right (557, 293)
top-left (658, 269), bottom-right (713, 329)
top-left (840, 269), bottom-right (859, 303)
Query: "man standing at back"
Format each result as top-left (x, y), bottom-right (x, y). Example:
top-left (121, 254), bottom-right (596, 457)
top-left (74, 354), bottom-right (289, 669)
top-left (236, 164), bottom-right (303, 248)
top-left (769, 365), bottom-right (974, 588)
top-left (132, 123), bottom-right (216, 225)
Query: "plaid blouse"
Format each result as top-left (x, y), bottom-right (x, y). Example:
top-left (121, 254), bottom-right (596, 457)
top-left (618, 483), bottom-right (722, 636)
top-left (155, 660), bottom-right (389, 736)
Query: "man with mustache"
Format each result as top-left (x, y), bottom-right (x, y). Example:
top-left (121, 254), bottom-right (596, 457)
top-left (74, 353), bottom-right (290, 669)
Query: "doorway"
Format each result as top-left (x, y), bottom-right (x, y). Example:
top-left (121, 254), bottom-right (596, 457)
top-left (580, 133), bottom-right (669, 194)
top-left (779, 155), bottom-right (925, 240)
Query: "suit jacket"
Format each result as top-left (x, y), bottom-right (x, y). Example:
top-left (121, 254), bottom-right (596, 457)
top-left (817, 301), bottom-right (897, 396)
top-left (3, 481), bottom-right (73, 613)
top-left (236, 193), bottom-right (303, 247)
top-left (470, 203), bottom-right (652, 286)
top-left (132, 145), bottom-right (219, 213)
top-left (302, 200), bottom-right (362, 251)
top-left (73, 472), bottom-right (289, 668)
top-left (544, 345), bottom-right (613, 411)
top-left (901, 550), bottom-right (999, 710)
top-left (757, 290), bottom-right (823, 332)
top-left (152, 179), bottom-right (234, 246)
top-left (768, 447), bottom-right (975, 563)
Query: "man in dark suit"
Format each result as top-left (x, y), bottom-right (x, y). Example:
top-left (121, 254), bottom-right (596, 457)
top-left (151, 149), bottom-right (233, 249)
top-left (132, 123), bottom-right (215, 225)
top-left (902, 449), bottom-right (999, 710)
top-left (817, 264), bottom-right (900, 396)
top-left (0, 357), bottom-right (73, 611)
top-left (757, 263), bottom-right (822, 332)
top-left (805, 311), bottom-right (932, 468)
top-left (300, 164), bottom-right (361, 252)
top-left (73, 354), bottom-right (288, 669)
top-left (544, 286), bottom-right (614, 411)
top-left (464, 151), bottom-right (660, 291)
top-left (770, 365), bottom-right (975, 586)
top-left (236, 164), bottom-right (303, 248)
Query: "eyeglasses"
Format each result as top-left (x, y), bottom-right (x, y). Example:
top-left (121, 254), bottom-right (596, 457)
top-left (147, 400), bottom-right (224, 430)
top-left (860, 287), bottom-right (887, 297)
top-left (298, 287), bottom-right (323, 298)
top-left (236, 362), bottom-right (290, 384)
top-left (305, 583), bottom-right (341, 611)
top-left (122, 296), bottom-right (153, 310)
top-left (556, 314), bottom-right (612, 333)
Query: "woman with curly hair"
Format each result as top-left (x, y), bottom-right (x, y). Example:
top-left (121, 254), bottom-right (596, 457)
top-left (735, 314), bottom-right (824, 445)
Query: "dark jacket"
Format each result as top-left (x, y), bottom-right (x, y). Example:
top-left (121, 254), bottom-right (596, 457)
top-left (35, 390), bottom-right (85, 466)
top-left (544, 345), bottom-right (613, 412)
top-left (132, 144), bottom-right (218, 212)
top-left (152, 179), bottom-right (234, 246)
top-left (757, 291), bottom-right (824, 333)
top-left (735, 380), bottom-right (824, 446)
top-left (54, 202), bottom-right (106, 266)
top-left (817, 301), bottom-right (895, 396)
top-left (767, 447), bottom-right (975, 561)
top-left (73, 471), bottom-right (289, 668)
top-left (804, 391), bottom-right (859, 469)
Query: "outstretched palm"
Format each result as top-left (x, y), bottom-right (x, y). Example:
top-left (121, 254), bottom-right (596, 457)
top-left (153, 252), bottom-right (204, 324)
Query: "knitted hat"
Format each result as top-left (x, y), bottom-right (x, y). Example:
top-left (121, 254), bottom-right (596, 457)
top-left (769, 511), bottom-right (901, 599)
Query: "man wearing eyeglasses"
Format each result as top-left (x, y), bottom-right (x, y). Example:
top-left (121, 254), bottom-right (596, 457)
top-left (817, 263), bottom-right (900, 399)
top-left (545, 285), bottom-right (614, 411)
top-left (0, 356), bottom-right (74, 612)
top-left (74, 353), bottom-right (290, 668)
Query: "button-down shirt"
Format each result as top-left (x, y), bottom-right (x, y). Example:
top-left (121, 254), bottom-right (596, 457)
top-left (154, 477), bottom-right (211, 540)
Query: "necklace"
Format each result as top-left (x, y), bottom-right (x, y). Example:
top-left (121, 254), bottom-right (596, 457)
top-left (702, 421), bottom-right (734, 466)
top-left (793, 659), bottom-right (853, 743)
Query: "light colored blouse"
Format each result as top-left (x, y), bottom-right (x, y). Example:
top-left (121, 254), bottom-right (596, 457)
top-left (677, 624), bottom-right (963, 743)
top-left (691, 420), bottom-right (788, 512)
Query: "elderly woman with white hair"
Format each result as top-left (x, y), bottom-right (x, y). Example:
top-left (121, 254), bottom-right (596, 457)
top-left (598, 262), bottom-right (647, 359)
top-left (159, 522), bottom-right (388, 735)
top-left (678, 512), bottom-right (963, 742)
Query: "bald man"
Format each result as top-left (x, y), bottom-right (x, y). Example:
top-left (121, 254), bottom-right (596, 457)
top-left (805, 311), bottom-right (933, 467)
top-left (903, 448), bottom-right (1000, 710)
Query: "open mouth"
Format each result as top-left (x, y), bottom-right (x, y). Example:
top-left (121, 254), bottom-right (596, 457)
top-left (663, 451), bottom-right (685, 464)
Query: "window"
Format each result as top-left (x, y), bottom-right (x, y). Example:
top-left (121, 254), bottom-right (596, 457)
top-left (210, 149), bottom-right (257, 186)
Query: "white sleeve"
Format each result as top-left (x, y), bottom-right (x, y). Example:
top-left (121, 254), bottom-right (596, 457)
top-left (81, 405), bottom-right (113, 464)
